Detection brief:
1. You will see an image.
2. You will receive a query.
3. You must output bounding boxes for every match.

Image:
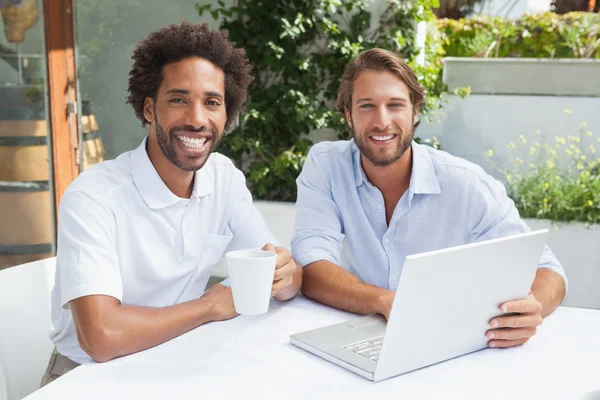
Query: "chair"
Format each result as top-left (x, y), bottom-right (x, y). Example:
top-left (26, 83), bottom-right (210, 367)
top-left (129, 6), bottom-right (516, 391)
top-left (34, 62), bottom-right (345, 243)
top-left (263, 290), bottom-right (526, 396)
top-left (0, 257), bottom-right (56, 400)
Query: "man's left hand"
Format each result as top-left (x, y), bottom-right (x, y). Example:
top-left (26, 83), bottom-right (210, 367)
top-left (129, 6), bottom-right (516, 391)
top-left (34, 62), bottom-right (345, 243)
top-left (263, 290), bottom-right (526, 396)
top-left (487, 292), bottom-right (543, 348)
top-left (262, 243), bottom-right (297, 296)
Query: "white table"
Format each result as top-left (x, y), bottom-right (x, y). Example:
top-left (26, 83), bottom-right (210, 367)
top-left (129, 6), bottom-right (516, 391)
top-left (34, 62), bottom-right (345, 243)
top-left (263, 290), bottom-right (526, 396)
top-left (27, 296), bottom-right (600, 400)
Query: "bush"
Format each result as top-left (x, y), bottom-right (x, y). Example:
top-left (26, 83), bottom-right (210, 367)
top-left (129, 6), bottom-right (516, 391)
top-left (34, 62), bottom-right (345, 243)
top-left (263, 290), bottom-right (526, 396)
top-left (437, 12), bottom-right (600, 59)
top-left (487, 115), bottom-right (600, 224)
top-left (198, 0), bottom-right (446, 201)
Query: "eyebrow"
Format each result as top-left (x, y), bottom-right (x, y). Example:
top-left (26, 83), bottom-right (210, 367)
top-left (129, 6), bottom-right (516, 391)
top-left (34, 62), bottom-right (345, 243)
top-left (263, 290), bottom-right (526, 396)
top-left (355, 97), bottom-right (408, 104)
top-left (165, 89), bottom-right (224, 99)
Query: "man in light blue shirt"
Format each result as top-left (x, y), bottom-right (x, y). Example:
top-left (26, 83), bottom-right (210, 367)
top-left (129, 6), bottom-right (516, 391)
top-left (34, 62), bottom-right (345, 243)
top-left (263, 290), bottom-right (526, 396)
top-left (291, 48), bottom-right (566, 349)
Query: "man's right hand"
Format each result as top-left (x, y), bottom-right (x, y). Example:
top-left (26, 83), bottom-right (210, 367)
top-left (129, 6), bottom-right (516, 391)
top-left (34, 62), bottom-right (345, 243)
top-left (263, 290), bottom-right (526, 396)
top-left (201, 283), bottom-right (239, 322)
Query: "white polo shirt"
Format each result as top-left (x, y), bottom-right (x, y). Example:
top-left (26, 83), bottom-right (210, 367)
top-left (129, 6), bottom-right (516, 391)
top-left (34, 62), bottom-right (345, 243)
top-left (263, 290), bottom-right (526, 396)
top-left (50, 138), bottom-right (277, 364)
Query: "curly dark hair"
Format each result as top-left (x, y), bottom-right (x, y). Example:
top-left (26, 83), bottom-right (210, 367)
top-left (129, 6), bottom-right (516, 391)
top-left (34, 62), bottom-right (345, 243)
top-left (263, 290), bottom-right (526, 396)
top-left (127, 21), bottom-right (253, 130)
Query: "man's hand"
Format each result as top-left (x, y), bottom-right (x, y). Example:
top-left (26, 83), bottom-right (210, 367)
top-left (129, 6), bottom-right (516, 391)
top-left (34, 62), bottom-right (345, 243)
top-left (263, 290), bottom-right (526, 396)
top-left (201, 284), bottom-right (239, 322)
top-left (376, 289), bottom-right (395, 320)
top-left (487, 292), bottom-right (543, 348)
top-left (262, 243), bottom-right (297, 296)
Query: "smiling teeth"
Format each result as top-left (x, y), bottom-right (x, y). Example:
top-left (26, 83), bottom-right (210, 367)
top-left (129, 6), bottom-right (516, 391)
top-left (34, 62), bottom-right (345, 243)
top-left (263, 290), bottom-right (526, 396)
top-left (177, 135), bottom-right (208, 149)
top-left (371, 135), bottom-right (394, 141)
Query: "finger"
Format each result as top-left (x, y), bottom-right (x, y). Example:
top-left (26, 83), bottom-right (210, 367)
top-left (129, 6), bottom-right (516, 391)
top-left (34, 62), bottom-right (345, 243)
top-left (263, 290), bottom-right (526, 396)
top-left (500, 297), bottom-right (542, 314)
top-left (486, 327), bottom-right (537, 341)
top-left (262, 242), bottom-right (276, 252)
top-left (273, 260), bottom-right (296, 281)
top-left (271, 276), bottom-right (293, 295)
top-left (490, 314), bottom-right (543, 329)
top-left (488, 337), bottom-right (529, 348)
top-left (274, 247), bottom-right (292, 270)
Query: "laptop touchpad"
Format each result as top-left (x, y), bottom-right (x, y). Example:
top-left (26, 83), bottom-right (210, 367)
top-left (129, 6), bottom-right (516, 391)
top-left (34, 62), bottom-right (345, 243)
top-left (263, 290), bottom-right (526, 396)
top-left (347, 315), bottom-right (387, 334)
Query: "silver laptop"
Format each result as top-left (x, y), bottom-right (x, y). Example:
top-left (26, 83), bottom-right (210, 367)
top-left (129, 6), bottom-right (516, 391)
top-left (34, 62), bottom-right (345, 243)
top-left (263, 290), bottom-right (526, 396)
top-left (290, 230), bottom-right (549, 382)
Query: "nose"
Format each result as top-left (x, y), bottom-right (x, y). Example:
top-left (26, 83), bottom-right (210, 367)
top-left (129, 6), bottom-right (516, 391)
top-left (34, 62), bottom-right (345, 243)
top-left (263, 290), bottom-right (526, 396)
top-left (372, 106), bottom-right (391, 132)
top-left (187, 101), bottom-right (209, 129)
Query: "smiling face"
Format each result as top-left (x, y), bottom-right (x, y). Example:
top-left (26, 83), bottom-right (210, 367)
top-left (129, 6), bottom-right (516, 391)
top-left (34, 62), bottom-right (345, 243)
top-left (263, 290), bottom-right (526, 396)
top-left (144, 56), bottom-right (227, 172)
top-left (345, 70), bottom-right (418, 168)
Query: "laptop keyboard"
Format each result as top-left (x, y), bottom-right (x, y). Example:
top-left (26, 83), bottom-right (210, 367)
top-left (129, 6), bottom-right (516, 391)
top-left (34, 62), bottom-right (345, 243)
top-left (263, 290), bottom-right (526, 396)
top-left (344, 337), bottom-right (384, 361)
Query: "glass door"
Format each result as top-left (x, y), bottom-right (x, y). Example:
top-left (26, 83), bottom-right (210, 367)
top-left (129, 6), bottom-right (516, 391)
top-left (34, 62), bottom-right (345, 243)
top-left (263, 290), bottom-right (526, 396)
top-left (0, 0), bottom-right (53, 270)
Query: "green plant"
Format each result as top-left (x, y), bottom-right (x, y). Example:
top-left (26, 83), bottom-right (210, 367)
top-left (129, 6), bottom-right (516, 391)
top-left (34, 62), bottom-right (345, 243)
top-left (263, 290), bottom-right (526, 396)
top-left (197, 0), bottom-right (446, 201)
top-left (487, 114), bottom-right (600, 224)
top-left (437, 12), bottom-right (600, 59)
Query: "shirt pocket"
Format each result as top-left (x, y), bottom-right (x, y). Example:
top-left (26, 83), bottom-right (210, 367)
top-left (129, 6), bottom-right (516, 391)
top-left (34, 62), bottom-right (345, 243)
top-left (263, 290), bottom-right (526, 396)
top-left (200, 233), bottom-right (233, 268)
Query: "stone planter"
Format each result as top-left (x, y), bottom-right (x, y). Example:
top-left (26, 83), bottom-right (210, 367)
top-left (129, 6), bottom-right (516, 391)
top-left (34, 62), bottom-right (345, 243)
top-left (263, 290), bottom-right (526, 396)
top-left (443, 57), bottom-right (600, 97)
top-left (525, 219), bottom-right (600, 309)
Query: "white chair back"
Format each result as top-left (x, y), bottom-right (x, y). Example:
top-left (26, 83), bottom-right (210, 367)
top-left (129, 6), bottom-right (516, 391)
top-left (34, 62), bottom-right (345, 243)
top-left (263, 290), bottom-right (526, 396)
top-left (0, 257), bottom-right (56, 400)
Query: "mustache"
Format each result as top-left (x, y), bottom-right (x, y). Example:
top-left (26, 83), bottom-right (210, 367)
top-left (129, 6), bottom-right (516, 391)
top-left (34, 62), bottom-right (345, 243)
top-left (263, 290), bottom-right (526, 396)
top-left (170, 125), bottom-right (218, 136)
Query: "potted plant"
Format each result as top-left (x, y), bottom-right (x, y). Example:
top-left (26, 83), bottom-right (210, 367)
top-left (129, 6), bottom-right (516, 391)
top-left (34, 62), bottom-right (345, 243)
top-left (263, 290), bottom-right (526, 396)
top-left (487, 122), bottom-right (600, 309)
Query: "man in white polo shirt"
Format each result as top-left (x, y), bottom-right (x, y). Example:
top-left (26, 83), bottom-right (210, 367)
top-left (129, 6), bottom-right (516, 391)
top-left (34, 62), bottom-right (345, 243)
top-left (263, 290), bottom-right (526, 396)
top-left (41, 21), bottom-right (302, 385)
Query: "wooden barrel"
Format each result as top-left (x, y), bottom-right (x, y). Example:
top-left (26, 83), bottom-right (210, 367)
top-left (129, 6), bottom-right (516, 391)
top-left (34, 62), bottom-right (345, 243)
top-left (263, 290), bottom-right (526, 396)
top-left (0, 103), bottom-right (104, 269)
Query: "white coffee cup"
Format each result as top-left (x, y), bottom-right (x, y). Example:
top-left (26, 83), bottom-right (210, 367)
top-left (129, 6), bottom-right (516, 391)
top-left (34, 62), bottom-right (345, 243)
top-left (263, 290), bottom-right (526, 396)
top-left (226, 249), bottom-right (277, 315)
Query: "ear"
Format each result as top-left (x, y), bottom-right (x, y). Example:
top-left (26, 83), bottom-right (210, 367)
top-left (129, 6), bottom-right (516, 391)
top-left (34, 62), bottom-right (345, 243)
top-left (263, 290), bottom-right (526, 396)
top-left (344, 108), bottom-right (353, 129)
top-left (143, 97), bottom-right (155, 123)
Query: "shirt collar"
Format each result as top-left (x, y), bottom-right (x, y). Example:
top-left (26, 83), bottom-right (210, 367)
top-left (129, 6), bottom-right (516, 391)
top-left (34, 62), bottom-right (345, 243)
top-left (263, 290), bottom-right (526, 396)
top-left (352, 139), bottom-right (441, 195)
top-left (130, 137), bottom-right (214, 210)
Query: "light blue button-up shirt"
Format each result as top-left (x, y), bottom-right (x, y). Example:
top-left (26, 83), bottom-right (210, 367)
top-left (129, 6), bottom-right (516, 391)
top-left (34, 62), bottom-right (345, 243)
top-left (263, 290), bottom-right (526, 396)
top-left (291, 140), bottom-right (566, 291)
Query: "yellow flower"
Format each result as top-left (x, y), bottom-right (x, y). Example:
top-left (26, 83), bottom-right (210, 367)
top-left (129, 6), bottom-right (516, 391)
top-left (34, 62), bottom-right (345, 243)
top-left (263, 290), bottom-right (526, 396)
top-left (577, 163), bottom-right (584, 170)
top-left (543, 198), bottom-right (549, 203)
top-left (534, 130), bottom-right (541, 135)
top-left (581, 155), bottom-right (587, 161)
top-left (575, 148), bottom-right (581, 154)
top-left (580, 184), bottom-right (586, 189)
top-left (589, 146), bottom-right (596, 154)
top-left (529, 146), bottom-right (537, 155)
top-left (591, 161), bottom-right (598, 168)
top-left (566, 149), bottom-right (573, 156)
top-left (529, 163), bottom-right (536, 169)
top-left (516, 157), bottom-right (524, 164)
top-left (564, 108), bottom-right (573, 114)
top-left (588, 200), bottom-right (594, 206)
top-left (520, 135), bottom-right (527, 144)
top-left (506, 142), bottom-right (516, 149)
top-left (555, 176), bottom-right (561, 180)
top-left (581, 121), bottom-right (588, 127)
top-left (544, 182), bottom-right (550, 189)
top-left (486, 149), bottom-right (493, 157)
top-left (547, 160), bottom-right (555, 168)
top-left (506, 174), bottom-right (512, 182)
top-left (587, 130), bottom-right (593, 137)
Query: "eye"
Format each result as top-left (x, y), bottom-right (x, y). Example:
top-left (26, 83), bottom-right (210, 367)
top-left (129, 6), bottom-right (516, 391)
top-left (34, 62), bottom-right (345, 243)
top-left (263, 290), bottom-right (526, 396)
top-left (206, 100), bottom-right (221, 106)
top-left (389, 103), bottom-right (405, 108)
top-left (169, 98), bottom-right (185, 104)
top-left (359, 104), bottom-right (374, 109)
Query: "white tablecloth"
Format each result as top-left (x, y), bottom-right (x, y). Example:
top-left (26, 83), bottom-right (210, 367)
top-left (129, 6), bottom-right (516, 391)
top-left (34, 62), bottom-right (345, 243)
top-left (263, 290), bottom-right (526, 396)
top-left (26, 296), bottom-right (600, 400)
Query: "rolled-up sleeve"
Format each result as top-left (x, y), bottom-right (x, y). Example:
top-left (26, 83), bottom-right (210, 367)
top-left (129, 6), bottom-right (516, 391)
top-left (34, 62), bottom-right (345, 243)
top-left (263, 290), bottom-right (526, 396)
top-left (57, 192), bottom-right (123, 308)
top-left (291, 148), bottom-right (345, 267)
top-left (469, 173), bottom-right (568, 294)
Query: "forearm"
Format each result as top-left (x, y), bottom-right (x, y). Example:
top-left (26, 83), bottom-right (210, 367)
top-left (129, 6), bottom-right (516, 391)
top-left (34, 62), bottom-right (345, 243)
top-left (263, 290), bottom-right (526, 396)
top-left (302, 260), bottom-right (392, 317)
top-left (75, 296), bottom-right (216, 362)
top-left (530, 268), bottom-right (566, 317)
top-left (274, 261), bottom-right (303, 301)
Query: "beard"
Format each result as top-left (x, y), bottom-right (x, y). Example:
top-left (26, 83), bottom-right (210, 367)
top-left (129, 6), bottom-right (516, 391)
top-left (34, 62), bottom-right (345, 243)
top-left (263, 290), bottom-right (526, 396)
top-left (352, 116), bottom-right (414, 168)
top-left (154, 113), bottom-right (222, 172)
